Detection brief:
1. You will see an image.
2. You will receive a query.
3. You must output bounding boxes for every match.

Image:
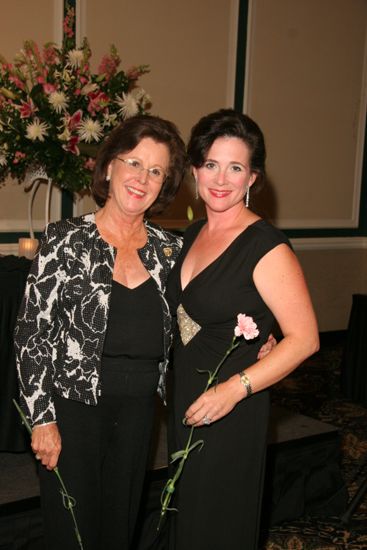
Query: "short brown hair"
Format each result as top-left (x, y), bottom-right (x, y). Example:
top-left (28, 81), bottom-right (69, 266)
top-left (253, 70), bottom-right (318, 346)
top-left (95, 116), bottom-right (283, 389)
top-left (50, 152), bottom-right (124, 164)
top-left (187, 109), bottom-right (266, 189)
top-left (91, 115), bottom-right (187, 216)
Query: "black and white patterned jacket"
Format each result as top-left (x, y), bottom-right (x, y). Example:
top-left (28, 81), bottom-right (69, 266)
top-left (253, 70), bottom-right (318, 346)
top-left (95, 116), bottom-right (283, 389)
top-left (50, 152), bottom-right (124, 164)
top-left (14, 213), bottom-right (183, 427)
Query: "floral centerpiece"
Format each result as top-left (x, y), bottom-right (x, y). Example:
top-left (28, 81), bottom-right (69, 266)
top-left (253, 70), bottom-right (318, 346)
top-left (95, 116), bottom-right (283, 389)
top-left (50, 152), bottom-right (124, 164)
top-left (0, 5), bottom-right (151, 193)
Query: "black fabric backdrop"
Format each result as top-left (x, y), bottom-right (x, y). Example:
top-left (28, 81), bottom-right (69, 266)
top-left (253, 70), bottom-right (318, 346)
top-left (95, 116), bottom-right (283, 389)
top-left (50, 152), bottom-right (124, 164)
top-left (0, 255), bottom-right (31, 451)
top-left (341, 293), bottom-right (367, 407)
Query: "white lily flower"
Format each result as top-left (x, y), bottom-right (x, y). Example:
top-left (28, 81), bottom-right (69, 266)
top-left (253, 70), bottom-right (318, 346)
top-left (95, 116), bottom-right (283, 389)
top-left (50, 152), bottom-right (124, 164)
top-left (81, 83), bottom-right (98, 96)
top-left (57, 127), bottom-right (71, 141)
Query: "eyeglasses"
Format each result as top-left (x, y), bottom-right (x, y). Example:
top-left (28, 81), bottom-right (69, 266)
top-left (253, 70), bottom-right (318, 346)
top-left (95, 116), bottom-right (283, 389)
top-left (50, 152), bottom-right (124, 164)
top-left (115, 157), bottom-right (167, 185)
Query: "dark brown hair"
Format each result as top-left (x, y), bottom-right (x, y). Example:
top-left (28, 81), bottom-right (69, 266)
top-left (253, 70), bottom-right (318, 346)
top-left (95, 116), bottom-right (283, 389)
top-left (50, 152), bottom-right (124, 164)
top-left (187, 108), bottom-right (266, 188)
top-left (91, 114), bottom-right (187, 216)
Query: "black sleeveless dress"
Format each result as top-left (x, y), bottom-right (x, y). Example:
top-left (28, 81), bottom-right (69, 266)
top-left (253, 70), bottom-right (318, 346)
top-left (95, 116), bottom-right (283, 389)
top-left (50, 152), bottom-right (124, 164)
top-left (167, 219), bottom-right (290, 550)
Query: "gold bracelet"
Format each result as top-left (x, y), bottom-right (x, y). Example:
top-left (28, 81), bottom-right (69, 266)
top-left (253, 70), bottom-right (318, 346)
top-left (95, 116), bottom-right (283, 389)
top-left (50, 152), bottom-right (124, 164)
top-left (239, 370), bottom-right (253, 397)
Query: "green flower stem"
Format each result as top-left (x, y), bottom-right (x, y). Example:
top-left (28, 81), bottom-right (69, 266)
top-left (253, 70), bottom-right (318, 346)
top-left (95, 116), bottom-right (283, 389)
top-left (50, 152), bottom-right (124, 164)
top-left (158, 336), bottom-right (240, 530)
top-left (204, 336), bottom-right (239, 389)
top-left (12, 399), bottom-right (84, 550)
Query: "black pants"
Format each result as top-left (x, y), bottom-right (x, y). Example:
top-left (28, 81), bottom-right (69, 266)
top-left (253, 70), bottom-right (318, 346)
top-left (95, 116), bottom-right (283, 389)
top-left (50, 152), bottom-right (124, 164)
top-left (39, 360), bottom-right (159, 550)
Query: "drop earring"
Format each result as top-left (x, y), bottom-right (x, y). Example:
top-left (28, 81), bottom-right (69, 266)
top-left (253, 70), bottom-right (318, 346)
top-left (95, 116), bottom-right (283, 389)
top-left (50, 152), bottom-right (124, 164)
top-left (106, 174), bottom-right (111, 183)
top-left (245, 185), bottom-right (250, 208)
top-left (194, 176), bottom-right (199, 200)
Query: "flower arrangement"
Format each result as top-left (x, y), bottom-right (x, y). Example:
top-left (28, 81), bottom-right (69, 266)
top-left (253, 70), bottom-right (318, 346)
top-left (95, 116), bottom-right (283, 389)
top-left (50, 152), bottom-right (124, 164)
top-left (158, 313), bottom-right (259, 529)
top-left (0, 5), bottom-right (151, 193)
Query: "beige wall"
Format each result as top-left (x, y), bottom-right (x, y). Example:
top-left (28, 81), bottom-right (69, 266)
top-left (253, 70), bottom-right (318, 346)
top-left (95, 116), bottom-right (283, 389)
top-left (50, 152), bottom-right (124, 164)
top-left (1, 0), bottom-right (367, 331)
top-left (295, 244), bottom-right (367, 331)
top-left (83, 0), bottom-right (237, 138)
top-left (245, 0), bottom-right (367, 229)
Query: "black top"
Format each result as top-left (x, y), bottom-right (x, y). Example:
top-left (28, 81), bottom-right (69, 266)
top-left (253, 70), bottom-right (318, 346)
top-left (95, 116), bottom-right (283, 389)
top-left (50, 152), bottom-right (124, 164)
top-left (103, 278), bottom-right (164, 360)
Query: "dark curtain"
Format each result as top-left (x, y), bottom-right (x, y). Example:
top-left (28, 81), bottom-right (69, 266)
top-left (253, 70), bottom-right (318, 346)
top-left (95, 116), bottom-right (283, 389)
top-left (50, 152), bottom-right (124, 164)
top-left (341, 294), bottom-right (367, 407)
top-left (0, 255), bottom-right (31, 451)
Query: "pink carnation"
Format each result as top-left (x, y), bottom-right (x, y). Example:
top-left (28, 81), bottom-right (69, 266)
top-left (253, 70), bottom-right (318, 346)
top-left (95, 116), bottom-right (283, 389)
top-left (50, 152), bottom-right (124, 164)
top-left (234, 314), bottom-right (259, 340)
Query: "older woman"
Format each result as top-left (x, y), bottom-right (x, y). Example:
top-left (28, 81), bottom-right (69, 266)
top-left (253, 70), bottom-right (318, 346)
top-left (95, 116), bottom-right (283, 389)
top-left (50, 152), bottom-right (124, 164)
top-left (14, 115), bottom-right (186, 550)
top-left (167, 109), bottom-right (319, 550)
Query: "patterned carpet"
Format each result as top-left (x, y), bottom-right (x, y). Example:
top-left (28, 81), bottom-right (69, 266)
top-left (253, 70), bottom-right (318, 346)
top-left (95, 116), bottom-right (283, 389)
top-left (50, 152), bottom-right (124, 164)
top-left (261, 339), bottom-right (367, 550)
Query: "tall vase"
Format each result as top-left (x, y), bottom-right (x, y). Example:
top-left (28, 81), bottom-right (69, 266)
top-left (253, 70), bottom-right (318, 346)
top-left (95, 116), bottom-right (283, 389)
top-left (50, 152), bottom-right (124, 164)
top-left (24, 166), bottom-right (53, 238)
top-left (18, 167), bottom-right (53, 259)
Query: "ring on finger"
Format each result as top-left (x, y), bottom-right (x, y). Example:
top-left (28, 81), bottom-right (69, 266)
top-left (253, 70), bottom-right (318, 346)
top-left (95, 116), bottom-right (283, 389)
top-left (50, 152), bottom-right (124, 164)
top-left (35, 454), bottom-right (41, 460)
top-left (203, 415), bottom-right (212, 425)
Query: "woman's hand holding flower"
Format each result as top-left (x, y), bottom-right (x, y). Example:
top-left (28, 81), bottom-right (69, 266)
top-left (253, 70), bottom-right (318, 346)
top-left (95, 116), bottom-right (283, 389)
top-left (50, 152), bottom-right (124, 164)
top-left (32, 423), bottom-right (62, 470)
top-left (184, 375), bottom-right (245, 427)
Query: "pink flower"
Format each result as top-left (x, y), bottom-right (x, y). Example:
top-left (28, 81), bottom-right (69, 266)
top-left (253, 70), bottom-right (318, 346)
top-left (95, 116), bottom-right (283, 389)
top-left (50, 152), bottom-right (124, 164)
top-left (62, 135), bottom-right (80, 155)
top-left (98, 55), bottom-right (119, 80)
top-left (63, 9), bottom-right (75, 38)
top-left (13, 151), bottom-right (26, 164)
top-left (19, 99), bottom-right (37, 119)
top-left (43, 83), bottom-right (56, 94)
top-left (84, 157), bottom-right (96, 171)
top-left (87, 91), bottom-right (109, 115)
top-left (234, 314), bottom-right (259, 340)
top-left (126, 66), bottom-right (142, 80)
top-left (9, 76), bottom-right (25, 91)
top-left (43, 45), bottom-right (58, 66)
top-left (126, 64), bottom-right (150, 82)
top-left (67, 109), bottom-right (83, 131)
